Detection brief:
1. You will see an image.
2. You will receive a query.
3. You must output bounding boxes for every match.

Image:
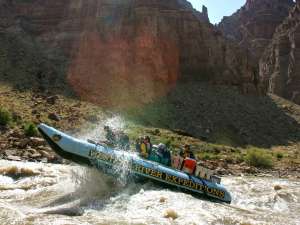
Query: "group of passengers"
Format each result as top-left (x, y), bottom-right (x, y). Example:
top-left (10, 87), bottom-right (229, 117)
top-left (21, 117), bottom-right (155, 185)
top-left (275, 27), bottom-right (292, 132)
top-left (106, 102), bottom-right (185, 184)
top-left (135, 136), bottom-right (172, 166)
top-left (103, 126), bottom-right (198, 175)
top-left (135, 136), bottom-right (198, 175)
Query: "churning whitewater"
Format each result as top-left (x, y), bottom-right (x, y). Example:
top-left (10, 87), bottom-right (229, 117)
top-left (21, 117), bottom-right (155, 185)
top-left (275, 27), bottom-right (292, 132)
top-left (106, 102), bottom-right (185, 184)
top-left (0, 159), bottom-right (299, 225)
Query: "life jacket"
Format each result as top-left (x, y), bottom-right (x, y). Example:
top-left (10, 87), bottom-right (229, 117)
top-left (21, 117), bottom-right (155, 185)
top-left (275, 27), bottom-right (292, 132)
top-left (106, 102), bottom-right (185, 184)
top-left (140, 143), bottom-right (148, 158)
top-left (182, 158), bottom-right (197, 175)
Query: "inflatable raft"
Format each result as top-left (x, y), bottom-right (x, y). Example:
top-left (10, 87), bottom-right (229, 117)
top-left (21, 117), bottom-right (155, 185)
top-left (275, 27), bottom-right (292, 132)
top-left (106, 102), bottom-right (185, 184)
top-left (38, 123), bottom-right (232, 203)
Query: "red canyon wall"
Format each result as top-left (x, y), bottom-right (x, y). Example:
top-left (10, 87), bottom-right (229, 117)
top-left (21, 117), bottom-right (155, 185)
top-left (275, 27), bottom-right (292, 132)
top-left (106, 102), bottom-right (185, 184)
top-left (0, 0), bottom-right (258, 106)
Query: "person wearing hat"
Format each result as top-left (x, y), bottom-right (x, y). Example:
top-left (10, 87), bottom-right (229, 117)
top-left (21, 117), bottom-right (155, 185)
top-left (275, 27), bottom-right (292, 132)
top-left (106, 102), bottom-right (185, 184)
top-left (180, 144), bottom-right (195, 159)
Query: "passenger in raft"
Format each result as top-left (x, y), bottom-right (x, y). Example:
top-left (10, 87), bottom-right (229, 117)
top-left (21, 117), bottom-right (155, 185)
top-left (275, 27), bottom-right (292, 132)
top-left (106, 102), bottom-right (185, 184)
top-left (180, 144), bottom-right (197, 175)
top-left (135, 137), bottom-right (142, 152)
top-left (117, 131), bottom-right (130, 151)
top-left (157, 143), bottom-right (171, 166)
top-left (140, 136), bottom-right (152, 158)
top-left (104, 126), bottom-right (116, 146)
top-left (144, 136), bottom-right (152, 155)
top-left (180, 144), bottom-right (195, 159)
top-left (171, 152), bottom-right (184, 169)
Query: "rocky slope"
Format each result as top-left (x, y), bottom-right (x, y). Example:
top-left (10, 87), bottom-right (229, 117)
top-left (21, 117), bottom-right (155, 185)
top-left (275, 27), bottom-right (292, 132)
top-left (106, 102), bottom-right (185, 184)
top-left (0, 0), bottom-right (258, 107)
top-left (260, 1), bottom-right (300, 105)
top-left (219, 0), bottom-right (295, 61)
top-left (0, 83), bottom-right (105, 163)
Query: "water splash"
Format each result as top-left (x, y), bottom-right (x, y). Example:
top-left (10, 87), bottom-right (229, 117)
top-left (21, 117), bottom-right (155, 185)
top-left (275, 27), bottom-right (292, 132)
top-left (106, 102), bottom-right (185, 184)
top-left (111, 151), bottom-right (136, 186)
top-left (77, 114), bottom-right (133, 186)
top-left (70, 166), bottom-right (118, 200)
top-left (79, 114), bottom-right (126, 142)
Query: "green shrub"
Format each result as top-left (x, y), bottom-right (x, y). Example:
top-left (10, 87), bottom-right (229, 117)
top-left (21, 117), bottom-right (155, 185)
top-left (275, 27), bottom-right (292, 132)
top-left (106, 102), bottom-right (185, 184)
top-left (24, 123), bottom-right (38, 137)
top-left (245, 148), bottom-right (273, 168)
top-left (0, 107), bottom-right (12, 126)
top-left (276, 152), bottom-right (284, 160)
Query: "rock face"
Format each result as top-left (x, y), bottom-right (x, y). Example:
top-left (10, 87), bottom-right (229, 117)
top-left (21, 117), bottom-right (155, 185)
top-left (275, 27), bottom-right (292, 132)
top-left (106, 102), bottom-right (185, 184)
top-left (219, 0), bottom-right (295, 61)
top-left (0, 0), bottom-right (257, 106)
top-left (260, 1), bottom-right (300, 104)
top-left (219, 0), bottom-right (300, 105)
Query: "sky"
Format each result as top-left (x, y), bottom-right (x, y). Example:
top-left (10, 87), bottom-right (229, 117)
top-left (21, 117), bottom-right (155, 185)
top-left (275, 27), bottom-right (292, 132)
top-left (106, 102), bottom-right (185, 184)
top-left (189, 0), bottom-right (246, 24)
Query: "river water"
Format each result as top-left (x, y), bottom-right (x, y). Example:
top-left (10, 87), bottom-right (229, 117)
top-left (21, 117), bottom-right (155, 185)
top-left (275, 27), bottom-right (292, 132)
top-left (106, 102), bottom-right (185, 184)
top-left (0, 160), bottom-right (299, 225)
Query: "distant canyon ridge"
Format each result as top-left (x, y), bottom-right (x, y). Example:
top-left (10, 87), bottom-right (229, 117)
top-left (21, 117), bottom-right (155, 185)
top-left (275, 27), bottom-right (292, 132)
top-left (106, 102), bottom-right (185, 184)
top-left (0, 0), bottom-right (299, 106)
top-left (219, 0), bottom-right (300, 104)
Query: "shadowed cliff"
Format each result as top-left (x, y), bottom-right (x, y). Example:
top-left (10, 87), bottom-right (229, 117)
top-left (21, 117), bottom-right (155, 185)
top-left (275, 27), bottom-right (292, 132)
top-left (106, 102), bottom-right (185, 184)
top-left (125, 83), bottom-right (300, 148)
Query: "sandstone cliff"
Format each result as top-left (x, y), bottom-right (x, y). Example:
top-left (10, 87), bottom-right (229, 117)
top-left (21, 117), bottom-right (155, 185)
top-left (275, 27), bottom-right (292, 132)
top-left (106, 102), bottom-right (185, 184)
top-left (260, 1), bottom-right (300, 104)
top-left (0, 0), bottom-right (257, 106)
top-left (219, 0), bottom-right (295, 61)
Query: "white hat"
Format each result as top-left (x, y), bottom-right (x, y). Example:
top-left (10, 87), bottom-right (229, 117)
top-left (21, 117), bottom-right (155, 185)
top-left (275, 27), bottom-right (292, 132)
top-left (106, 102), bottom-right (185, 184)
top-left (158, 143), bottom-right (166, 149)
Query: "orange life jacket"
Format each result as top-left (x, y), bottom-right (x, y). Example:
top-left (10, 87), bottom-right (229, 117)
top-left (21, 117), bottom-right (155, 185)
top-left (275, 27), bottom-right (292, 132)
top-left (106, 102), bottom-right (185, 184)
top-left (182, 158), bottom-right (197, 175)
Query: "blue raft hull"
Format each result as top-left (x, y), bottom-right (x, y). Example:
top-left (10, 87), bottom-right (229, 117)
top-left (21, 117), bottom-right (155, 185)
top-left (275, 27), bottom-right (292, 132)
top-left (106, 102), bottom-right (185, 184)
top-left (38, 123), bottom-right (232, 203)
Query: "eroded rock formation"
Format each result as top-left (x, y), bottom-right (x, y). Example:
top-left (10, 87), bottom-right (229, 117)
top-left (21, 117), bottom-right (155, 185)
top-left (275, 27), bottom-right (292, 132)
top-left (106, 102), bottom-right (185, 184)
top-left (260, 1), bottom-right (300, 104)
top-left (0, 0), bottom-right (257, 107)
top-left (219, 0), bottom-right (295, 61)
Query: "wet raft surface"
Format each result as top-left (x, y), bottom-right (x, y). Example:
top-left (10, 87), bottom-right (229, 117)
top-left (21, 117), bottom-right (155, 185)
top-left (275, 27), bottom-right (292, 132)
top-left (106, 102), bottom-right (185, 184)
top-left (0, 160), bottom-right (300, 225)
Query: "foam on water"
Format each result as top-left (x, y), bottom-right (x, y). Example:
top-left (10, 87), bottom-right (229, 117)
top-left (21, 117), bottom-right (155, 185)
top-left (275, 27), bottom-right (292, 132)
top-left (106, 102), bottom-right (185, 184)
top-left (0, 159), bottom-right (299, 225)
